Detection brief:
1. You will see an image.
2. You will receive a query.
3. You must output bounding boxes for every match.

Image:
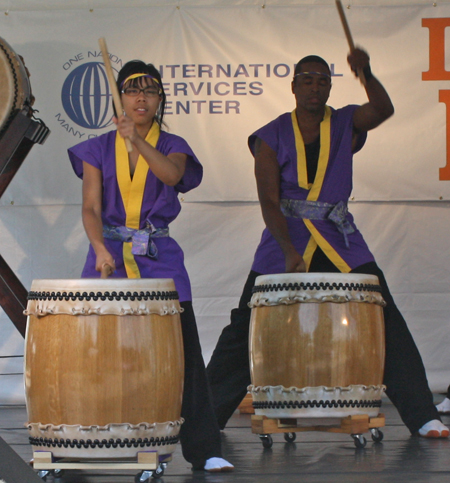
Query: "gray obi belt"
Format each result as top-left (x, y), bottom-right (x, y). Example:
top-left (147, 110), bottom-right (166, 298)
top-left (103, 222), bottom-right (169, 260)
top-left (280, 198), bottom-right (354, 248)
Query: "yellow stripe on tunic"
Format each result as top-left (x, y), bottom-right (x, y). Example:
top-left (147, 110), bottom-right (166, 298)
top-left (291, 106), bottom-right (351, 273)
top-left (303, 219), bottom-right (351, 273)
top-left (302, 236), bottom-right (318, 272)
top-left (116, 123), bottom-right (160, 278)
top-left (291, 110), bottom-right (309, 191)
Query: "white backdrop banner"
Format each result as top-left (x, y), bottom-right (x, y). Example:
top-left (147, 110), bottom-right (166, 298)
top-left (0, 3), bottom-right (450, 204)
top-left (1, 1), bottom-right (450, 402)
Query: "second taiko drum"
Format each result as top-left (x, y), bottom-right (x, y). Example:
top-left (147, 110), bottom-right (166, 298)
top-left (248, 272), bottom-right (386, 419)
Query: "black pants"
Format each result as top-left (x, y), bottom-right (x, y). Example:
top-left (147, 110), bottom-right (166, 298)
top-left (206, 249), bottom-right (440, 434)
top-left (179, 302), bottom-right (222, 468)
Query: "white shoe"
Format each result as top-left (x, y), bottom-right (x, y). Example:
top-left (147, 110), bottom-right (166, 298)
top-left (436, 397), bottom-right (450, 414)
top-left (418, 419), bottom-right (450, 438)
top-left (204, 457), bottom-right (234, 472)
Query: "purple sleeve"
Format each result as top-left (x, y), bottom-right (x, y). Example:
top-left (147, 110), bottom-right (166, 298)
top-left (68, 130), bottom-right (202, 192)
top-left (157, 132), bottom-right (203, 193)
top-left (68, 132), bottom-right (113, 179)
top-left (248, 107), bottom-right (367, 158)
top-left (248, 116), bottom-right (283, 157)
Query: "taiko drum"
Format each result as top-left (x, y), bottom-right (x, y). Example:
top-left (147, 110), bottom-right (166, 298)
top-left (0, 36), bottom-right (32, 136)
top-left (24, 279), bottom-right (184, 458)
top-left (248, 273), bottom-right (386, 418)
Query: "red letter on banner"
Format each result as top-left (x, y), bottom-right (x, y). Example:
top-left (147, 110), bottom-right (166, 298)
top-left (439, 90), bottom-right (450, 180)
top-left (422, 18), bottom-right (450, 81)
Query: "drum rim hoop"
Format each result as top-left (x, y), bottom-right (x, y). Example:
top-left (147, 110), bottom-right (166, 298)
top-left (0, 39), bottom-right (24, 135)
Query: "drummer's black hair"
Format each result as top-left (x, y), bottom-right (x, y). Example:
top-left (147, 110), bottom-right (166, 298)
top-left (115, 60), bottom-right (166, 128)
top-left (294, 55), bottom-right (331, 78)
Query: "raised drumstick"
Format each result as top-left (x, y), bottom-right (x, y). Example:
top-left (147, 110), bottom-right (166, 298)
top-left (98, 37), bottom-right (133, 152)
top-left (335, 0), bottom-right (366, 85)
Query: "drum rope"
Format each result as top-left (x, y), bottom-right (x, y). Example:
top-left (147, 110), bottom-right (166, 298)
top-left (27, 290), bottom-right (180, 302)
top-left (252, 282), bottom-right (383, 294)
top-left (252, 399), bottom-right (383, 409)
top-left (29, 434), bottom-right (180, 450)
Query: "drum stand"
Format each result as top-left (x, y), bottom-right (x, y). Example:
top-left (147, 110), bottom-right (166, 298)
top-left (0, 108), bottom-right (49, 337)
top-left (251, 413), bottom-right (385, 449)
top-left (32, 450), bottom-right (171, 482)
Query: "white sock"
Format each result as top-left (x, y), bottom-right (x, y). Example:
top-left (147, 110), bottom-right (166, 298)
top-left (204, 457), bottom-right (234, 472)
top-left (418, 419), bottom-right (450, 438)
top-left (436, 397), bottom-right (450, 413)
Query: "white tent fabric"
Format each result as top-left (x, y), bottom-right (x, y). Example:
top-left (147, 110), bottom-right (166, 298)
top-left (1, 0), bottom-right (450, 403)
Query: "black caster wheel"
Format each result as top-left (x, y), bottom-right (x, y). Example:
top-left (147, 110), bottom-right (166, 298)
top-left (352, 434), bottom-right (367, 449)
top-left (153, 463), bottom-right (167, 478)
top-left (135, 470), bottom-right (152, 483)
top-left (53, 468), bottom-right (65, 477)
top-left (284, 432), bottom-right (296, 443)
top-left (259, 434), bottom-right (273, 449)
top-left (370, 428), bottom-right (384, 443)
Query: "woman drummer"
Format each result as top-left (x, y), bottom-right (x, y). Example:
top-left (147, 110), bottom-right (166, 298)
top-left (68, 60), bottom-right (233, 473)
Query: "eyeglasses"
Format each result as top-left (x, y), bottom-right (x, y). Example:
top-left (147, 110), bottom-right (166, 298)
top-left (293, 72), bottom-right (331, 87)
top-left (121, 87), bottom-right (161, 97)
top-left (294, 72), bottom-right (331, 79)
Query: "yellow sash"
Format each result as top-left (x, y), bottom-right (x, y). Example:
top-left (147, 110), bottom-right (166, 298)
top-left (116, 123), bottom-right (160, 278)
top-left (291, 107), bottom-right (350, 273)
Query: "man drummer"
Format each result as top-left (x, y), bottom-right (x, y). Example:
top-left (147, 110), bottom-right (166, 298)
top-left (206, 48), bottom-right (449, 438)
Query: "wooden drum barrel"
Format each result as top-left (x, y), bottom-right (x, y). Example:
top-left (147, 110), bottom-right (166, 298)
top-left (24, 279), bottom-right (184, 459)
top-left (248, 273), bottom-right (386, 418)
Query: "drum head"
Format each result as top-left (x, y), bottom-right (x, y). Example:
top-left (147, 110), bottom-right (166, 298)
top-left (250, 272), bottom-right (385, 307)
top-left (25, 278), bottom-right (182, 317)
top-left (254, 272), bottom-right (380, 287)
top-left (0, 37), bottom-right (31, 135)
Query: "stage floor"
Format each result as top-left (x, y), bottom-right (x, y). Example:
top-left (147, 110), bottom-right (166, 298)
top-left (1, 396), bottom-right (450, 483)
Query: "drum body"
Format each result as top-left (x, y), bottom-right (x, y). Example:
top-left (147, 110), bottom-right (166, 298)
top-left (24, 279), bottom-right (184, 459)
top-left (0, 37), bottom-right (32, 137)
top-left (249, 273), bottom-right (386, 418)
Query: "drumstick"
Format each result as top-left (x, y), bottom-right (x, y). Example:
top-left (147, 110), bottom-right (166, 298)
top-left (335, 0), bottom-right (366, 86)
top-left (100, 263), bottom-right (114, 279)
top-left (98, 37), bottom-right (133, 153)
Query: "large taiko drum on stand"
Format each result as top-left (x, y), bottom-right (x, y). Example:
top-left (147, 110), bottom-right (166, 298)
top-left (24, 279), bottom-right (184, 459)
top-left (248, 273), bottom-right (386, 419)
top-left (0, 36), bottom-right (33, 137)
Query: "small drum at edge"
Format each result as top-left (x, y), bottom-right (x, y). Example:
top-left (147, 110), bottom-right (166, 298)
top-left (0, 36), bottom-right (32, 137)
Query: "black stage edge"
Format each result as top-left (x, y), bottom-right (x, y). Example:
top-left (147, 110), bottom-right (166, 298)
top-left (0, 436), bottom-right (42, 482)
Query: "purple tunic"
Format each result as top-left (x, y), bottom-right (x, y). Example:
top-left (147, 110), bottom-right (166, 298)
top-left (68, 130), bottom-right (202, 302)
top-left (248, 105), bottom-right (375, 274)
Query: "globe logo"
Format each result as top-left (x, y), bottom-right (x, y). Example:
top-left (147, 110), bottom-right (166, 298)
top-left (62, 62), bottom-right (115, 130)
